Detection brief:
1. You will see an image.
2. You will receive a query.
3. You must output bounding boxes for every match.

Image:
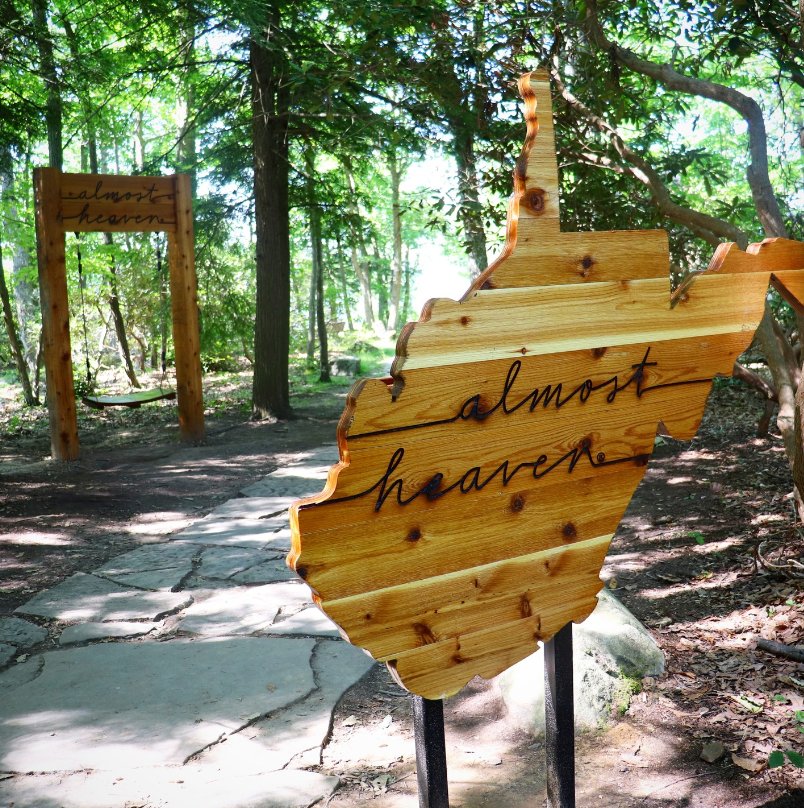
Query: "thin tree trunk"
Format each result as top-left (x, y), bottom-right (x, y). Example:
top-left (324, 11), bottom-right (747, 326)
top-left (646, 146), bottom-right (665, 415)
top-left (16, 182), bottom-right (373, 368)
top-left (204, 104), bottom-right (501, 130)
top-left (31, 0), bottom-right (62, 170)
top-left (343, 161), bottom-right (374, 326)
top-left (335, 233), bottom-right (354, 331)
top-left (306, 263), bottom-right (316, 364)
top-left (0, 241), bottom-right (36, 405)
top-left (305, 149), bottom-right (329, 380)
top-left (176, 0), bottom-right (197, 194)
top-left (1, 148), bottom-right (38, 388)
top-left (313, 216), bottom-right (329, 383)
top-left (250, 6), bottom-right (291, 420)
top-left (402, 246), bottom-right (412, 323)
top-left (106, 253), bottom-right (140, 388)
top-left (305, 151), bottom-right (317, 366)
top-left (387, 150), bottom-right (405, 334)
top-left (452, 125), bottom-right (487, 277)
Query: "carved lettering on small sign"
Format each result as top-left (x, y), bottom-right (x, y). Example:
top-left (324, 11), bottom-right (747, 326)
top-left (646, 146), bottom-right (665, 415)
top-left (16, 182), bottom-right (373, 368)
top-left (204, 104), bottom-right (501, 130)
top-left (58, 175), bottom-right (177, 232)
top-left (289, 71), bottom-right (804, 700)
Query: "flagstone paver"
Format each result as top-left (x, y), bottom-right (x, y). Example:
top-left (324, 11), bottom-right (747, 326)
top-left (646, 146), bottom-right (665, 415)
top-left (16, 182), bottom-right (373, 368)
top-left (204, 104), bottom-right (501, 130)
top-left (14, 572), bottom-right (193, 622)
top-left (59, 621), bottom-right (159, 645)
top-left (0, 617), bottom-right (48, 649)
top-left (0, 445), bottom-right (373, 808)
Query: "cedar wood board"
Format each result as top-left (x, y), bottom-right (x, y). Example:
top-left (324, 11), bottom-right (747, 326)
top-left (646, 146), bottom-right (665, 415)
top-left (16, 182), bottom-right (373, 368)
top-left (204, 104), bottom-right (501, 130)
top-left (289, 70), bottom-right (804, 699)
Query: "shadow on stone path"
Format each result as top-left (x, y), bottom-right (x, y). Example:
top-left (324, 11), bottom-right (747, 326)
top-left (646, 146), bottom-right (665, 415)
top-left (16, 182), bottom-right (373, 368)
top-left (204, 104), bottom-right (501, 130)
top-left (0, 444), bottom-right (376, 808)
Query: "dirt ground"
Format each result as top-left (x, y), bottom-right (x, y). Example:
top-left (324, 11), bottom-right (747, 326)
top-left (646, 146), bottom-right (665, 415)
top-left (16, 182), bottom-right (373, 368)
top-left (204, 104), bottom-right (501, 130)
top-left (1, 374), bottom-right (802, 807)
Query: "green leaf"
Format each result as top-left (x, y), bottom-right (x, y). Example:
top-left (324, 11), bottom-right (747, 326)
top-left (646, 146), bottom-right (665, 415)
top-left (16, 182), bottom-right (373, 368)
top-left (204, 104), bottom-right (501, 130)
top-left (687, 530), bottom-right (705, 545)
top-left (732, 694), bottom-right (762, 713)
top-left (786, 750), bottom-right (804, 768)
top-left (773, 694), bottom-right (787, 703)
top-left (768, 750), bottom-right (785, 768)
top-left (795, 710), bottom-right (804, 723)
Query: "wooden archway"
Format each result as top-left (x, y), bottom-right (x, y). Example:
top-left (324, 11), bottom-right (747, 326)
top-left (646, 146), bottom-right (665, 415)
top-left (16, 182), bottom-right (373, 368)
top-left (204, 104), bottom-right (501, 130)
top-left (33, 169), bottom-right (205, 461)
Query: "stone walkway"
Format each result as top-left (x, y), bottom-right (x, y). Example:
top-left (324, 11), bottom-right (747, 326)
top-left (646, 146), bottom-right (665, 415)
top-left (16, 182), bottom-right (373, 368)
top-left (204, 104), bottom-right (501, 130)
top-left (0, 445), bottom-right (377, 808)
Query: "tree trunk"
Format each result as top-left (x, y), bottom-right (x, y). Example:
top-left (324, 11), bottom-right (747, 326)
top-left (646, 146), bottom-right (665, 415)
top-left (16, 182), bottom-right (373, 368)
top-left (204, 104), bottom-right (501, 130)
top-left (452, 125), bottom-right (487, 277)
top-left (31, 0), bottom-right (62, 170)
top-left (387, 149), bottom-right (405, 334)
top-left (402, 246), bottom-right (412, 323)
top-left (250, 7), bottom-right (291, 420)
top-left (0, 149), bottom-right (39, 394)
top-left (305, 151), bottom-right (317, 366)
top-left (306, 259), bottom-right (317, 365)
top-left (106, 252), bottom-right (140, 388)
top-left (305, 150), bottom-right (329, 381)
top-left (343, 161), bottom-right (374, 326)
top-left (176, 0), bottom-right (197, 194)
top-left (335, 233), bottom-right (354, 331)
top-left (313, 214), bottom-right (329, 383)
top-left (0, 241), bottom-right (37, 405)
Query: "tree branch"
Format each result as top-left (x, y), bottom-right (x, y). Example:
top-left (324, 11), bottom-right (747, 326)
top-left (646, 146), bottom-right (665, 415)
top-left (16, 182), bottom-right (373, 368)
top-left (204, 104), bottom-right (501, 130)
top-left (584, 0), bottom-right (788, 239)
top-left (550, 63), bottom-right (749, 249)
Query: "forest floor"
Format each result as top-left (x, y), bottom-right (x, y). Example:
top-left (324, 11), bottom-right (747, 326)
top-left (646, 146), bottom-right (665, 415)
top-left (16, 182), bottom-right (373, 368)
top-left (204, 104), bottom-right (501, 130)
top-left (1, 368), bottom-right (803, 807)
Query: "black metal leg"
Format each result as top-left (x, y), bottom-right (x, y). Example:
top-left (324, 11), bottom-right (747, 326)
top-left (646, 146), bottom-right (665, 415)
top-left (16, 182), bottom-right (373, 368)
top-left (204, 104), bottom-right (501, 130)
top-left (544, 623), bottom-right (575, 808)
top-left (413, 695), bottom-right (449, 808)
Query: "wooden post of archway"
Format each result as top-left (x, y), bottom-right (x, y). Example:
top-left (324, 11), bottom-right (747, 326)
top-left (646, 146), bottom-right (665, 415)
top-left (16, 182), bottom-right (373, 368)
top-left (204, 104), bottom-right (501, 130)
top-left (33, 169), bottom-right (205, 461)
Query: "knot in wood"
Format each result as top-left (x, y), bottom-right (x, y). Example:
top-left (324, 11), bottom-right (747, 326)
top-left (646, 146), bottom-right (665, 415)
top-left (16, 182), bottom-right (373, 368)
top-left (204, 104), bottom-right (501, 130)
top-left (522, 187), bottom-right (546, 215)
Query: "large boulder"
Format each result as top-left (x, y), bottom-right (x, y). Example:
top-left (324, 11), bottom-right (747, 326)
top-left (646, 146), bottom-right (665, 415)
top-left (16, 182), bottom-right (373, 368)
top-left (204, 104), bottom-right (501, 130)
top-left (495, 590), bottom-right (664, 737)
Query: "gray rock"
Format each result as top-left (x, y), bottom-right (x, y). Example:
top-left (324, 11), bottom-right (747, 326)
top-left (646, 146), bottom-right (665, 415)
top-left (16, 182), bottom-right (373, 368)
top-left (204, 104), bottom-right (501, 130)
top-left (240, 473), bottom-right (329, 499)
top-left (204, 496), bottom-right (298, 520)
top-left (232, 558), bottom-right (297, 585)
top-left (267, 604), bottom-right (341, 638)
top-left (701, 740), bottom-right (726, 763)
top-left (329, 356), bottom-right (360, 376)
top-left (176, 582), bottom-right (311, 637)
top-left (199, 640), bottom-right (374, 771)
top-left (196, 546), bottom-right (273, 580)
top-left (14, 572), bottom-right (193, 622)
top-left (496, 590), bottom-right (664, 737)
top-left (93, 543), bottom-right (198, 590)
top-left (59, 621), bottom-right (158, 645)
top-left (0, 637), bottom-right (317, 772)
top-left (0, 643), bottom-right (16, 667)
top-left (0, 617), bottom-right (48, 649)
top-left (173, 517), bottom-right (284, 548)
top-left (0, 767), bottom-right (339, 808)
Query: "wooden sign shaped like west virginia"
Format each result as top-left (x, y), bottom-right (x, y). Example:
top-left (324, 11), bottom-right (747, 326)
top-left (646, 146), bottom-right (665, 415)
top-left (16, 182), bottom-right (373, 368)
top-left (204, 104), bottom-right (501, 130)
top-left (289, 71), bottom-right (804, 700)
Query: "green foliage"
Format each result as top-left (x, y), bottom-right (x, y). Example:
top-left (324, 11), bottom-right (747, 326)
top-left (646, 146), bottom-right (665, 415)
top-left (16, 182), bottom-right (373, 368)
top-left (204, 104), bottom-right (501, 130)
top-left (0, 0), bottom-right (801, 417)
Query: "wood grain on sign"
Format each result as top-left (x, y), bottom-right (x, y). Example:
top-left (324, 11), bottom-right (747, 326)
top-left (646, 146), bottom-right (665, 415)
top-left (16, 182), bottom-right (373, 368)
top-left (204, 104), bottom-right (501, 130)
top-left (58, 173), bottom-right (177, 233)
top-left (288, 70), bottom-right (804, 699)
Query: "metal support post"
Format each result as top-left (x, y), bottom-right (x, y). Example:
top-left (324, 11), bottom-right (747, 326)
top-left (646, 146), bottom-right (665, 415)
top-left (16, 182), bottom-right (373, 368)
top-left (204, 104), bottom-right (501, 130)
top-left (413, 695), bottom-right (449, 808)
top-left (544, 622), bottom-right (575, 808)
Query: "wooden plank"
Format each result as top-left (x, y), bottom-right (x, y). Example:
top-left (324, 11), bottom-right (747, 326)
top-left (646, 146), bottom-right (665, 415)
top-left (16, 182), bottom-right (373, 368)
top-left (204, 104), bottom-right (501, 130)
top-left (60, 199), bottom-right (176, 232)
top-left (168, 174), bottom-right (205, 444)
top-left (322, 534), bottom-right (610, 660)
top-left (294, 466), bottom-right (644, 601)
top-left (59, 172), bottom-right (176, 201)
top-left (389, 593), bottom-right (600, 699)
top-left (59, 173), bottom-right (177, 233)
top-left (396, 272), bottom-right (771, 372)
top-left (288, 69), bottom-right (804, 700)
top-left (347, 334), bottom-right (750, 441)
top-left (33, 167), bottom-right (79, 461)
top-left (472, 229), bottom-right (669, 289)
